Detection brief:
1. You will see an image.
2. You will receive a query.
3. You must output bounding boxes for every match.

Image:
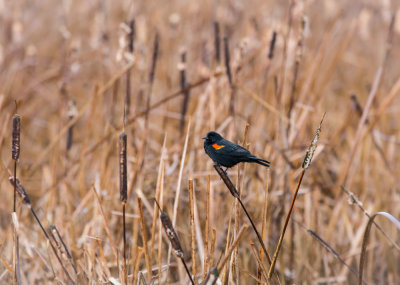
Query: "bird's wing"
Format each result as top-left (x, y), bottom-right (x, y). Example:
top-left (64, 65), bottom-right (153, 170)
top-left (220, 139), bottom-right (251, 156)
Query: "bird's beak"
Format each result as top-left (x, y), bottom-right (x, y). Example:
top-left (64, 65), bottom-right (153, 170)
top-left (202, 136), bottom-right (207, 140)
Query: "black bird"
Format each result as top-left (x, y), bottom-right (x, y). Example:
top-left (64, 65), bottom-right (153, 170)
top-left (202, 131), bottom-right (270, 169)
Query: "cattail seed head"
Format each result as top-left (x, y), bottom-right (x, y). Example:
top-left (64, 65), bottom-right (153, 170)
top-left (119, 132), bottom-right (127, 203)
top-left (9, 176), bottom-right (30, 205)
top-left (268, 31), bottom-right (277, 59)
top-left (12, 114), bottom-right (20, 161)
top-left (302, 115), bottom-right (324, 169)
top-left (160, 212), bottom-right (184, 258)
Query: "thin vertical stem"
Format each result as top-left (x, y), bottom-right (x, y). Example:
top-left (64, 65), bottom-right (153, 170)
top-left (188, 179), bottom-right (197, 284)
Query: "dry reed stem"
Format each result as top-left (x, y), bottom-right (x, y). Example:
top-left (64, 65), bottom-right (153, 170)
top-left (221, 200), bottom-right (234, 284)
top-left (306, 229), bottom-right (363, 283)
top-left (236, 84), bottom-right (290, 123)
top-left (151, 134), bottom-right (167, 257)
top-left (359, 212), bottom-right (400, 285)
top-left (341, 186), bottom-right (400, 252)
top-left (250, 242), bottom-right (269, 283)
top-left (11, 213), bottom-right (20, 285)
top-left (232, 125), bottom-right (249, 282)
top-left (188, 179), bottom-right (197, 284)
top-left (91, 185), bottom-right (118, 260)
top-left (258, 171), bottom-right (269, 284)
top-left (126, 127), bottom-right (147, 200)
top-left (48, 225), bottom-right (78, 275)
top-left (210, 229), bottom-right (216, 268)
top-left (168, 119), bottom-right (191, 267)
top-left (137, 197), bottom-right (152, 282)
top-left (203, 175), bottom-right (211, 279)
top-left (217, 226), bottom-right (248, 273)
top-left (132, 247), bottom-right (143, 285)
top-left (172, 120), bottom-right (190, 226)
top-left (122, 204), bottom-right (127, 285)
top-left (96, 239), bottom-right (111, 279)
top-left (157, 162), bottom-right (165, 284)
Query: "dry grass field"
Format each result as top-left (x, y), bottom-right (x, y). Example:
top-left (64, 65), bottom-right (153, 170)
top-left (1, 0), bottom-right (400, 284)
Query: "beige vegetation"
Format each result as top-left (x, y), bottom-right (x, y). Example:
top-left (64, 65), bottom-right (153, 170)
top-left (1, 0), bottom-right (400, 284)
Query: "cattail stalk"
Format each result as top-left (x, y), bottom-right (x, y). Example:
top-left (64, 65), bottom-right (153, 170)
top-left (48, 225), bottom-right (77, 274)
top-left (268, 115), bottom-right (324, 279)
top-left (119, 132), bottom-right (128, 284)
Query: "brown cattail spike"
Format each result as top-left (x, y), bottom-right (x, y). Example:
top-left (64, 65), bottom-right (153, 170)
top-left (128, 19), bottom-right (135, 53)
top-left (8, 176), bottom-right (30, 205)
top-left (119, 132), bottom-right (128, 203)
top-left (66, 100), bottom-right (77, 151)
top-left (149, 33), bottom-right (159, 85)
top-left (12, 114), bottom-right (20, 161)
top-left (160, 212), bottom-right (184, 258)
top-left (214, 21), bottom-right (220, 64)
top-left (268, 31), bottom-right (277, 59)
top-left (223, 37), bottom-right (233, 88)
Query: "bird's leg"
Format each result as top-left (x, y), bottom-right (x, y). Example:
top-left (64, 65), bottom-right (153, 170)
top-left (213, 163), bottom-right (229, 175)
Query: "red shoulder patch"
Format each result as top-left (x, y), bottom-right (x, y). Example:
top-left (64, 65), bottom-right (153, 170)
top-left (212, 143), bottom-right (225, 150)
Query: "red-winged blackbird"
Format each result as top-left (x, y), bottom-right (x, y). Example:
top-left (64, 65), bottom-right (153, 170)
top-left (203, 131), bottom-right (270, 169)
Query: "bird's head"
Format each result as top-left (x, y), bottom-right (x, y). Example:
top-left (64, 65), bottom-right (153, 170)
top-left (202, 131), bottom-right (223, 144)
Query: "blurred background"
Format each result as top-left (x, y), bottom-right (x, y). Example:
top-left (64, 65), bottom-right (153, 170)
top-left (0, 0), bottom-right (400, 284)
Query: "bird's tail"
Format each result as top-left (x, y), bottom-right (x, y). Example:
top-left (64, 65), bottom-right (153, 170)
top-left (250, 156), bottom-right (271, 167)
